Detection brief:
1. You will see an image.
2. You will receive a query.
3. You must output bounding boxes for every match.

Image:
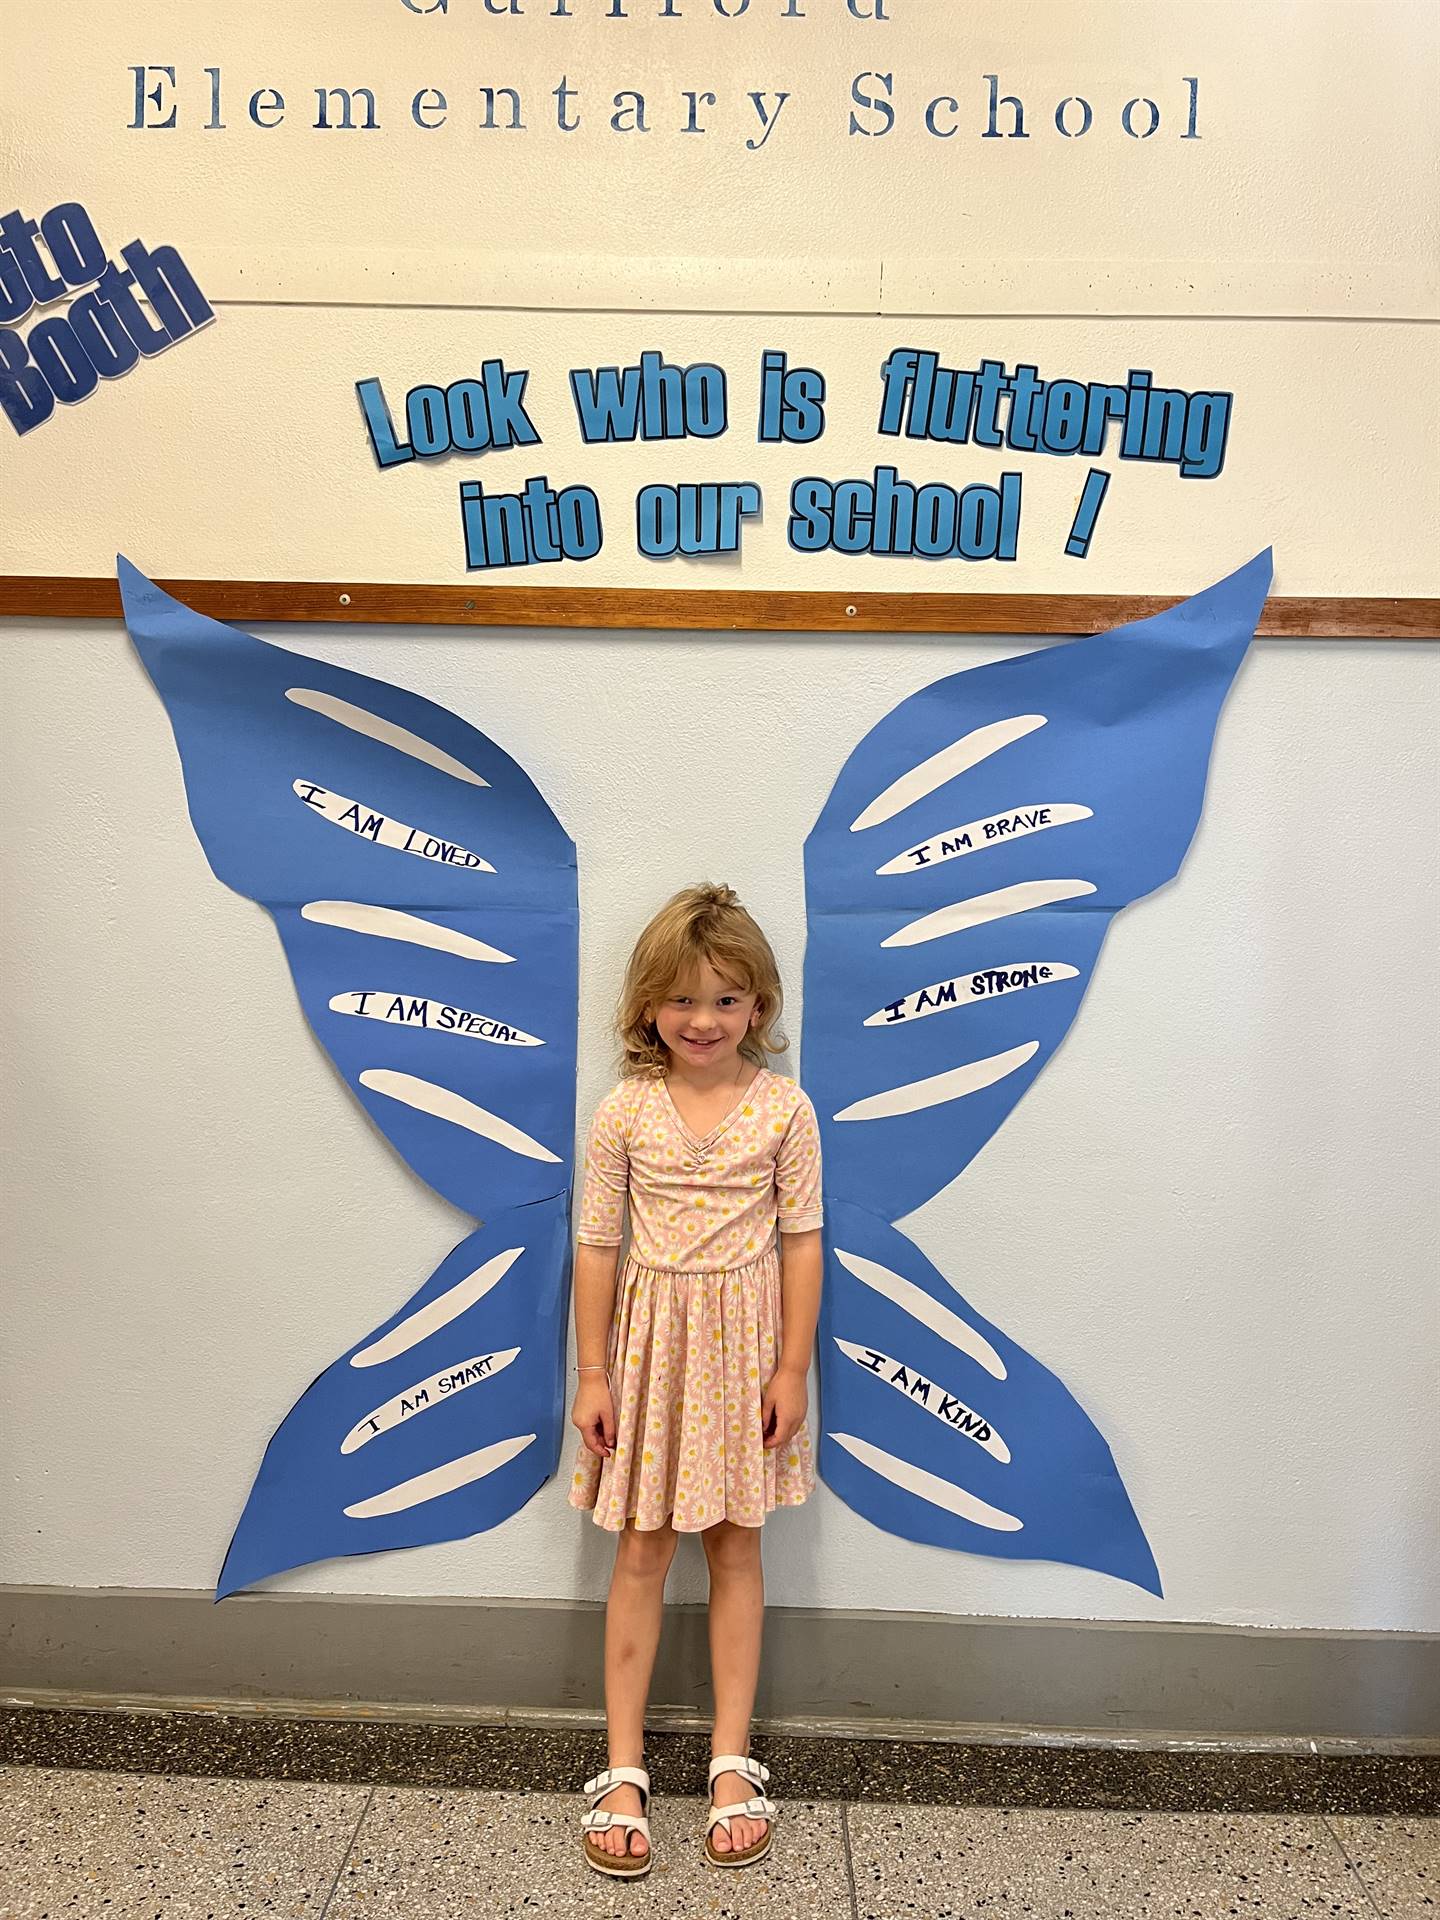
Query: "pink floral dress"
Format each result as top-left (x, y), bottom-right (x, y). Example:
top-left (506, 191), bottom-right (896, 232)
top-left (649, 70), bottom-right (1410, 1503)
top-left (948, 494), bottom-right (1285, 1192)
top-left (568, 1066), bottom-right (823, 1532)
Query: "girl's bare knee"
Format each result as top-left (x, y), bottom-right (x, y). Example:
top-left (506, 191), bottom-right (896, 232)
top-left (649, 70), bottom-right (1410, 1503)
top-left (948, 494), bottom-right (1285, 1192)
top-left (701, 1517), bottom-right (760, 1571)
top-left (617, 1518), bottom-right (678, 1576)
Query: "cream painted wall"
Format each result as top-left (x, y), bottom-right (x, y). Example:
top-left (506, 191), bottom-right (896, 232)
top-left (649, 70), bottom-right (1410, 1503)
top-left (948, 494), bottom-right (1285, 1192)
top-left (11, 2), bottom-right (1438, 316)
top-left (1, 615), bottom-right (1436, 1631)
top-left (2, 1), bottom-right (1437, 1640)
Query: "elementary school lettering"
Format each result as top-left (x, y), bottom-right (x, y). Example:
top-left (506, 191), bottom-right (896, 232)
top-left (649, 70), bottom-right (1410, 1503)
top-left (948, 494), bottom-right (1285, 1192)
top-left (129, 67), bottom-right (1203, 151)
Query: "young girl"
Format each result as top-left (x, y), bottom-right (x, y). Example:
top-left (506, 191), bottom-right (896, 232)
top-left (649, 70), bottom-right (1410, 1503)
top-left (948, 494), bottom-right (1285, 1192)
top-left (568, 882), bottom-right (823, 1879)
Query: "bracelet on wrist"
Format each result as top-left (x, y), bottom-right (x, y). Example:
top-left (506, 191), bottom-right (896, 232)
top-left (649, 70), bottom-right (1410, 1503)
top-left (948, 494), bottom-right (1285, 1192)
top-left (575, 1363), bottom-right (608, 1373)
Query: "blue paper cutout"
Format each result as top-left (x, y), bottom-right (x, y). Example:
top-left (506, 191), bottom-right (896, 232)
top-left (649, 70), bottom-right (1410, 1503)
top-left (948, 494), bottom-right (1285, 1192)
top-left (215, 1200), bottom-right (571, 1601)
top-left (819, 1202), bottom-right (1164, 1594)
top-left (803, 549), bottom-right (1274, 1593)
top-left (116, 558), bottom-right (577, 1598)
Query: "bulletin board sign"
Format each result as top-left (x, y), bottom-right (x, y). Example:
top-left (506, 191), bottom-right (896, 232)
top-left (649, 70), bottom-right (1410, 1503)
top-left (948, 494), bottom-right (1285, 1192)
top-left (1, 0), bottom-right (1437, 627)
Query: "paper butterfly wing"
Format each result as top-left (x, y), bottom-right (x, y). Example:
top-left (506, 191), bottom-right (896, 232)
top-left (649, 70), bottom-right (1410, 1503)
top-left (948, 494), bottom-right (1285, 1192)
top-left (821, 1202), bottom-right (1162, 1594)
top-left (803, 550), bottom-right (1273, 1592)
top-left (214, 1201), bottom-right (569, 1601)
top-left (804, 550), bottom-right (1272, 1225)
top-left (118, 556), bottom-right (576, 1217)
top-left (117, 558), bottom-right (578, 1596)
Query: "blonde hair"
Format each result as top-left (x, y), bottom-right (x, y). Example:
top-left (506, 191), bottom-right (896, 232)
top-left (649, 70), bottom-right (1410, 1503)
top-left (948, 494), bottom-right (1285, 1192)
top-left (617, 882), bottom-right (788, 1077)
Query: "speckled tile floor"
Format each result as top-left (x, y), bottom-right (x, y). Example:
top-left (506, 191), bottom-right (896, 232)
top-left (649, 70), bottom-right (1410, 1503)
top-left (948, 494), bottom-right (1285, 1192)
top-left (5, 1707), bottom-right (1437, 1813)
top-left (2, 1763), bottom-right (1436, 1919)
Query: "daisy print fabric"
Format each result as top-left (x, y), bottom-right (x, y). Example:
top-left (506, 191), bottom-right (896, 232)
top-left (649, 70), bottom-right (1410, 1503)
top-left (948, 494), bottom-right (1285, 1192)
top-left (569, 1068), bottom-right (822, 1531)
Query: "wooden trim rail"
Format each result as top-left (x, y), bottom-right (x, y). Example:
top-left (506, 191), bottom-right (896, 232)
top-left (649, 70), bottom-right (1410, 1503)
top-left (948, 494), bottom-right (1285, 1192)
top-left (1, 576), bottom-right (1436, 638)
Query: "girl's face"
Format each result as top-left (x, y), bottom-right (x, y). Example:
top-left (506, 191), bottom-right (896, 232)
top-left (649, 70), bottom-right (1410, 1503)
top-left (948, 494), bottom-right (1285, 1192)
top-left (652, 957), bottom-right (761, 1075)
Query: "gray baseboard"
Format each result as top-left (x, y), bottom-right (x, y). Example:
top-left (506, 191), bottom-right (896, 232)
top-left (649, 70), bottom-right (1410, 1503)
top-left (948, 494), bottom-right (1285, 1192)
top-left (2, 1586), bottom-right (1435, 1744)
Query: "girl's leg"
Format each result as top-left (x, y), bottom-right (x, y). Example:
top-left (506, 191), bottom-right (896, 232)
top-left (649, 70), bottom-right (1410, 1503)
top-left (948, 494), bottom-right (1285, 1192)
top-left (593, 1518), bottom-right (679, 1859)
top-left (700, 1518), bottom-right (767, 1855)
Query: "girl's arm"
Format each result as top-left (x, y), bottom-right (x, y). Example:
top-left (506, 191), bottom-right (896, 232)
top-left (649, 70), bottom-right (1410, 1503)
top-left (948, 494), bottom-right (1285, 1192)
top-left (763, 1227), bottom-right (821, 1451)
top-left (574, 1239), bottom-right (621, 1370)
top-left (570, 1087), bottom-right (630, 1458)
top-left (764, 1090), bottom-right (826, 1450)
top-left (571, 1239), bottom-right (621, 1457)
top-left (777, 1228), bottom-right (821, 1378)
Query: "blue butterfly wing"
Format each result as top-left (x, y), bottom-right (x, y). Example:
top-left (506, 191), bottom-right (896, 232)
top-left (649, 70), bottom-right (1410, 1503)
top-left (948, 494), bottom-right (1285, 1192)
top-left (214, 1200), bottom-right (570, 1601)
top-left (820, 1203), bottom-right (1161, 1594)
top-left (117, 559), bottom-right (578, 1597)
top-left (803, 549), bottom-right (1273, 1592)
top-left (118, 556), bottom-right (576, 1219)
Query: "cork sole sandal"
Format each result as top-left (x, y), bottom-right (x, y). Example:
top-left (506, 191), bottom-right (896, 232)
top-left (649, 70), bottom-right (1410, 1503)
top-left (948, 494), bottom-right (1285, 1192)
top-left (704, 1754), bottom-right (776, 1869)
top-left (580, 1765), bottom-right (654, 1879)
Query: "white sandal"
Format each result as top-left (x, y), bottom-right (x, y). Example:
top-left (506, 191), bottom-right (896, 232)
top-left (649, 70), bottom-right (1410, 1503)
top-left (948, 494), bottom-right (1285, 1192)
top-left (704, 1753), bottom-right (776, 1868)
top-left (580, 1764), bottom-right (654, 1879)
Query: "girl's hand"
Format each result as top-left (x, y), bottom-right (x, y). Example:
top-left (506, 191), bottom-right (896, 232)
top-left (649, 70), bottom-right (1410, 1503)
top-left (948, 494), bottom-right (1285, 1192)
top-left (571, 1374), bottom-right (617, 1458)
top-left (761, 1364), bottom-right (808, 1452)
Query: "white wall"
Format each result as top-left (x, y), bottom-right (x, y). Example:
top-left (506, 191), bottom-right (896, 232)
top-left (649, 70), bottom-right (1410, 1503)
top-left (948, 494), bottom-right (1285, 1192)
top-left (2, 613), bottom-right (1436, 1632)
top-left (3, 0), bottom-right (1436, 1644)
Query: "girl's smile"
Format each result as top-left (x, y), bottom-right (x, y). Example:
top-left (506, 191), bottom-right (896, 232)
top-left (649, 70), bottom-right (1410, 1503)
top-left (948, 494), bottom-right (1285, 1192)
top-left (653, 959), bottom-right (760, 1082)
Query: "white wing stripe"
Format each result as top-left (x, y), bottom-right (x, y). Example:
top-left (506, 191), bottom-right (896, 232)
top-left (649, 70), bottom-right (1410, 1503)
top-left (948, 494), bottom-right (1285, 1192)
top-left (350, 1247), bottom-right (525, 1367)
top-left (293, 780), bottom-right (495, 873)
top-left (849, 716), bottom-right (1047, 832)
top-left (834, 1249), bottom-right (1007, 1380)
top-left (342, 1348), bottom-right (521, 1452)
top-left (343, 1433), bottom-right (536, 1518)
top-left (302, 902), bottom-right (515, 964)
top-left (864, 962), bottom-right (1078, 1027)
top-left (876, 803), bottom-right (1092, 875)
top-left (882, 880), bottom-right (1096, 947)
top-left (285, 688), bottom-right (489, 786)
top-left (833, 1042), bottom-right (1039, 1124)
top-left (832, 1432), bottom-right (1023, 1532)
top-left (330, 992), bottom-right (542, 1048)
top-left (835, 1338), bottom-right (1010, 1462)
top-left (359, 1069), bottom-right (562, 1163)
